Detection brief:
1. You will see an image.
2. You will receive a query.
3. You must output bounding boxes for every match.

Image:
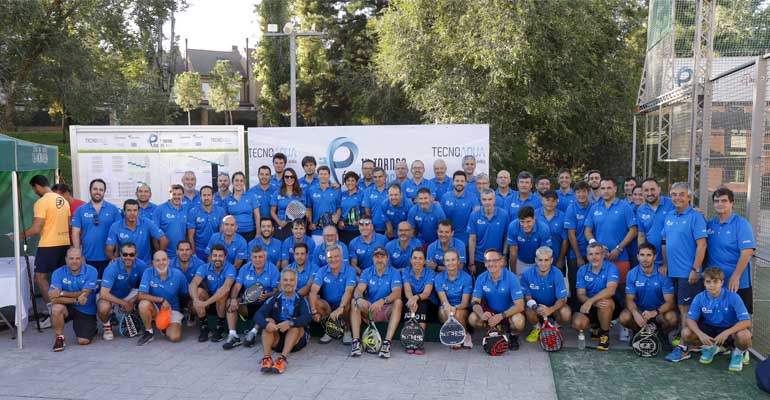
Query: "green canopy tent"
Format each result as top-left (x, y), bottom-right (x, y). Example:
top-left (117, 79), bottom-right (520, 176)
top-left (0, 134), bottom-right (59, 349)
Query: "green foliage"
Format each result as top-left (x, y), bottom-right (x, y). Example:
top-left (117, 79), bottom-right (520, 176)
top-left (208, 60), bottom-right (242, 124)
top-left (174, 72), bottom-right (203, 124)
top-left (254, 0), bottom-right (291, 126)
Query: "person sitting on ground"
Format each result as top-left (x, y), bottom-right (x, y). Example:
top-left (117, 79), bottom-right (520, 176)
top-left (136, 250), bottom-right (188, 345)
top-left (435, 249), bottom-right (474, 349)
top-left (189, 244), bottom-right (236, 343)
top-left (521, 246), bottom-right (572, 344)
top-left (572, 242), bottom-right (620, 351)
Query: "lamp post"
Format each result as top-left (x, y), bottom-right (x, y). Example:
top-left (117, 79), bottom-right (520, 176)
top-left (264, 22), bottom-right (324, 127)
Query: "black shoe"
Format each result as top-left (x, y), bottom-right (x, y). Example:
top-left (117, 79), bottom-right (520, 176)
top-left (198, 325), bottom-right (210, 342)
top-left (53, 335), bottom-right (65, 352)
top-left (137, 330), bottom-right (154, 346)
top-left (509, 334), bottom-right (520, 351)
top-left (210, 325), bottom-right (225, 342)
top-left (243, 329), bottom-right (257, 347)
top-left (597, 335), bottom-right (610, 351)
top-left (591, 328), bottom-right (600, 340)
top-left (222, 334), bottom-right (242, 350)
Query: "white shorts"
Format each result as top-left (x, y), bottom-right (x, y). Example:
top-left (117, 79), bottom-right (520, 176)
top-left (515, 260), bottom-right (535, 277)
top-left (97, 288), bottom-right (139, 304)
top-left (152, 304), bottom-right (184, 325)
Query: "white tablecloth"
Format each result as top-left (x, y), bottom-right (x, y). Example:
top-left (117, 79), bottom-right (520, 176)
top-left (0, 256), bottom-right (32, 330)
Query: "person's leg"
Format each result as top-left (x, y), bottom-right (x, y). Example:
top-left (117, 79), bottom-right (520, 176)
top-left (350, 299), bottom-right (370, 340)
top-left (35, 272), bottom-right (52, 305)
top-left (467, 312), bottom-right (487, 330)
top-left (96, 299), bottom-right (113, 324)
top-left (280, 327), bottom-right (304, 355)
top-left (618, 309), bottom-right (639, 331)
top-left (73, 310), bottom-right (97, 345)
top-left (571, 312), bottom-right (590, 332)
top-left (52, 304), bottom-right (68, 337)
top-left (167, 324), bottom-right (183, 342)
top-left (194, 288), bottom-right (210, 318)
top-left (384, 300), bottom-right (403, 341)
top-left (509, 313), bottom-right (525, 334)
top-left (524, 308), bottom-right (540, 327)
top-left (735, 329), bottom-right (752, 351)
top-left (316, 299), bottom-right (332, 318)
top-left (597, 302), bottom-right (614, 332)
top-left (138, 300), bottom-right (156, 331)
top-left (261, 330), bottom-right (277, 358)
top-left (659, 310), bottom-right (679, 332)
top-left (554, 306), bottom-right (572, 326)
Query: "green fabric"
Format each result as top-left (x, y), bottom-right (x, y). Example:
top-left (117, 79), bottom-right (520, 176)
top-left (0, 134), bottom-right (58, 172)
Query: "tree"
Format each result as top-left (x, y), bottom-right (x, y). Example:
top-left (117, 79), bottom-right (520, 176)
top-left (174, 72), bottom-right (203, 125)
top-left (208, 60), bottom-right (242, 125)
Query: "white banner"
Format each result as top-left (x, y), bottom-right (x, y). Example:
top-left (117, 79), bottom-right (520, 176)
top-left (247, 124), bottom-right (489, 186)
top-left (70, 126), bottom-right (245, 206)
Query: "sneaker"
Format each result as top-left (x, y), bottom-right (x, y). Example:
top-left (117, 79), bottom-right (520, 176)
top-left (591, 328), bottom-right (600, 341)
top-left (597, 335), bottom-right (610, 351)
top-left (197, 325), bottom-right (210, 342)
top-left (664, 346), bottom-right (691, 362)
top-left (102, 325), bottom-right (114, 341)
top-left (319, 333), bottom-right (333, 344)
top-left (379, 340), bottom-right (392, 359)
top-left (185, 312), bottom-right (196, 328)
top-left (406, 347), bottom-right (415, 354)
top-left (526, 327), bottom-right (540, 343)
top-left (272, 355), bottom-right (287, 374)
top-left (728, 353), bottom-right (744, 372)
top-left (699, 345), bottom-right (718, 364)
top-left (414, 347), bottom-right (425, 355)
top-left (52, 335), bottom-right (65, 352)
top-left (210, 325), bottom-right (225, 343)
top-left (244, 330), bottom-right (257, 347)
top-left (137, 330), bottom-right (154, 346)
top-left (260, 356), bottom-right (274, 373)
top-left (342, 330), bottom-right (353, 345)
top-left (743, 350), bottom-right (750, 365)
top-left (350, 339), bottom-right (362, 357)
top-left (222, 334), bottom-right (242, 350)
top-left (39, 316), bottom-right (52, 329)
top-left (671, 335), bottom-right (681, 347)
top-left (619, 327), bottom-right (630, 342)
top-left (509, 334), bottom-right (520, 351)
top-left (463, 335), bottom-right (474, 349)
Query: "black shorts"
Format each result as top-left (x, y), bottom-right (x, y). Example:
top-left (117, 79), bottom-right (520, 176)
top-left (34, 246), bottom-right (69, 274)
top-left (583, 298), bottom-right (620, 324)
top-left (272, 329), bottom-right (308, 353)
top-left (239, 230), bottom-right (257, 242)
top-left (246, 301), bottom-right (265, 320)
top-left (403, 299), bottom-right (430, 323)
top-left (697, 320), bottom-right (734, 347)
top-left (738, 287), bottom-right (753, 314)
top-left (86, 260), bottom-right (110, 278)
top-left (65, 305), bottom-right (97, 340)
top-left (474, 261), bottom-right (487, 278)
top-left (673, 278), bottom-right (704, 306)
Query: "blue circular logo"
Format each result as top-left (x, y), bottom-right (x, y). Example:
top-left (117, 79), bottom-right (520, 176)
top-left (327, 137), bottom-right (358, 185)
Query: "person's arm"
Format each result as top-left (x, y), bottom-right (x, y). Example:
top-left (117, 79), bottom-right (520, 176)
top-left (351, 282), bottom-right (367, 308)
top-left (290, 297), bottom-right (313, 328)
top-left (383, 286), bottom-right (402, 305)
top-left (403, 281), bottom-right (415, 299)
top-left (71, 226), bottom-right (82, 248)
top-left (587, 281), bottom-right (618, 305)
top-left (137, 291), bottom-right (166, 305)
top-left (508, 245), bottom-right (519, 269)
top-left (502, 298), bottom-right (525, 318)
top-left (270, 205), bottom-right (282, 226)
top-left (17, 217), bottom-right (45, 240)
top-left (468, 234), bottom-right (477, 267)
top-left (99, 286), bottom-right (132, 309)
top-left (471, 296), bottom-right (486, 319)
top-left (186, 228), bottom-right (196, 252)
top-left (610, 226), bottom-right (637, 261)
top-left (207, 278), bottom-right (235, 305)
top-left (49, 287), bottom-right (84, 304)
top-left (252, 207), bottom-right (261, 234)
top-left (297, 275), bottom-right (313, 297)
top-left (420, 284), bottom-right (434, 300)
top-left (234, 258), bottom-right (245, 269)
top-left (567, 229), bottom-right (585, 265)
top-left (584, 226), bottom-right (595, 242)
top-left (188, 276), bottom-right (203, 304)
top-left (729, 248), bottom-right (754, 292)
top-left (689, 238), bottom-right (707, 284)
top-left (557, 238), bottom-right (568, 270)
top-left (637, 230), bottom-right (646, 245)
top-left (457, 293), bottom-right (471, 311)
top-left (385, 220), bottom-right (394, 240)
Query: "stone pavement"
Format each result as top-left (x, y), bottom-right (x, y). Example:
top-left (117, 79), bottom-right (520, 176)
top-left (0, 326), bottom-right (557, 400)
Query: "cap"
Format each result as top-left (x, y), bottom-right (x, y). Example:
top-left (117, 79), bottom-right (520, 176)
top-left (373, 246), bottom-right (388, 256)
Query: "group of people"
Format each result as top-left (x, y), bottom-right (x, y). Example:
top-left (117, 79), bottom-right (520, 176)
top-left (12, 152), bottom-right (755, 374)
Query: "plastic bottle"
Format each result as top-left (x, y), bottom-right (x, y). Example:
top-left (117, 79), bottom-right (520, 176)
top-left (578, 330), bottom-right (586, 350)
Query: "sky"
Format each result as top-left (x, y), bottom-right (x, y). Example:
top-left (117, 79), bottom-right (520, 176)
top-left (169, 0), bottom-right (260, 52)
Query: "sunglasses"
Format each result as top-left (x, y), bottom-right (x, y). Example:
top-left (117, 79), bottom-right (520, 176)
top-left (93, 212), bottom-right (99, 226)
top-left (121, 252), bottom-right (136, 257)
top-left (359, 220), bottom-right (372, 225)
top-left (284, 175), bottom-right (296, 180)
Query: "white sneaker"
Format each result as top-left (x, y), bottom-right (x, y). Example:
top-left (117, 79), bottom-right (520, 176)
top-left (103, 327), bottom-right (114, 341)
top-left (319, 333), bottom-right (333, 344)
top-left (342, 330), bottom-right (353, 345)
top-left (39, 316), bottom-right (52, 329)
top-left (619, 327), bottom-right (629, 342)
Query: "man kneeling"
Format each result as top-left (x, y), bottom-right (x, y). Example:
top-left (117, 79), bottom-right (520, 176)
top-left (50, 248), bottom-right (98, 351)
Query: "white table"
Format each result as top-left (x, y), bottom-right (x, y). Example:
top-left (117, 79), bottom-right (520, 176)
top-left (0, 257), bottom-right (32, 331)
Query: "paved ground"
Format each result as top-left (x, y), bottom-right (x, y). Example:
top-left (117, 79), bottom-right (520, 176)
top-left (0, 325), bottom-right (557, 400)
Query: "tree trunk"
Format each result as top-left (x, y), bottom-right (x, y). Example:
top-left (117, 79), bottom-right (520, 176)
top-left (229, 110), bottom-right (233, 125)
top-left (187, 111), bottom-right (191, 125)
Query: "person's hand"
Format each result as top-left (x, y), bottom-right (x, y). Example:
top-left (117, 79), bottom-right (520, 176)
top-left (658, 265), bottom-right (668, 276)
top-left (337, 221), bottom-right (345, 231)
top-left (193, 298), bottom-right (206, 309)
top-left (537, 305), bottom-right (551, 318)
top-left (487, 313), bottom-right (503, 327)
top-left (641, 310), bottom-right (657, 322)
top-left (277, 321), bottom-right (291, 333)
top-left (309, 223), bottom-right (317, 231)
top-left (161, 300), bottom-right (171, 310)
top-left (481, 311), bottom-right (492, 321)
top-left (228, 299), bottom-right (239, 312)
top-left (409, 301), bottom-right (418, 314)
top-left (468, 264), bottom-right (477, 276)
top-left (728, 276), bottom-right (740, 292)
top-left (278, 220), bottom-right (287, 228)
top-left (555, 261), bottom-right (564, 271)
top-left (78, 292), bottom-right (88, 306)
top-left (265, 322), bottom-right (278, 333)
top-left (633, 311), bottom-right (647, 328)
top-left (608, 249), bottom-right (620, 261)
top-left (580, 301), bottom-right (592, 314)
top-left (713, 330), bottom-right (731, 346)
top-left (121, 300), bottom-right (134, 313)
top-left (577, 256), bottom-right (586, 266)
top-left (370, 299), bottom-right (384, 314)
top-left (330, 307), bottom-right (343, 321)
top-left (696, 330), bottom-right (714, 347)
top-left (688, 269), bottom-right (700, 285)
top-left (6, 233), bottom-right (14, 242)
top-left (596, 299), bottom-right (611, 309)
top-left (258, 292), bottom-right (270, 302)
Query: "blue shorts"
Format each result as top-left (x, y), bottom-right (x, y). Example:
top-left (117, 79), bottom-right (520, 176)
top-left (673, 277), bottom-right (704, 306)
top-left (34, 246), bottom-right (69, 274)
top-left (696, 320), bottom-right (734, 347)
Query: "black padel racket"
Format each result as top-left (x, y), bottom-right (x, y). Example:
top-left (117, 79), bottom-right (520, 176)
top-left (400, 312), bottom-right (425, 350)
top-left (240, 283), bottom-right (264, 305)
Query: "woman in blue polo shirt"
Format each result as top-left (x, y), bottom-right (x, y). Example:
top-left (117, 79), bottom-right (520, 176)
top-left (225, 172), bottom-right (259, 242)
top-left (402, 248), bottom-right (435, 354)
top-left (338, 171), bottom-right (363, 245)
top-left (271, 168), bottom-right (306, 241)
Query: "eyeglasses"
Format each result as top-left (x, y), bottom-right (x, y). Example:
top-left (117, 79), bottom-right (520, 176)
top-left (359, 219), bottom-right (372, 225)
top-left (121, 252), bottom-right (136, 257)
top-left (284, 175), bottom-right (296, 180)
top-left (484, 257), bottom-right (502, 265)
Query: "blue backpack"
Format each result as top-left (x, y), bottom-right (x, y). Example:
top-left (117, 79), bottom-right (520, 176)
top-left (758, 356), bottom-right (770, 394)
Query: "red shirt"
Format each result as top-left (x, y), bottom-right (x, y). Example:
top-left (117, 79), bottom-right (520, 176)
top-left (70, 198), bottom-right (86, 216)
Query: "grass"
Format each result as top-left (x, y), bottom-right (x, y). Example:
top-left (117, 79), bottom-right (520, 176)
top-left (5, 131), bottom-right (72, 184)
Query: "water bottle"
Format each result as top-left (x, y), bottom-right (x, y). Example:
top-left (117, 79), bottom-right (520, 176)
top-left (578, 330), bottom-right (586, 350)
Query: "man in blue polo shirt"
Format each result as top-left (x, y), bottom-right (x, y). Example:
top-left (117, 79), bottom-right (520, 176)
top-left (385, 221), bottom-right (423, 270)
top-left (441, 170), bottom-right (479, 246)
top-left (306, 166), bottom-right (341, 240)
top-left (402, 160), bottom-right (435, 204)
top-left (661, 182), bottom-right (707, 334)
top-left (426, 220), bottom-right (467, 272)
top-left (665, 267), bottom-right (752, 371)
top-left (71, 178), bottom-right (121, 277)
top-left (504, 171), bottom-right (542, 224)
top-left (572, 242), bottom-right (620, 351)
top-left (49, 248), bottom-right (99, 351)
top-left (106, 199), bottom-right (167, 264)
top-left (358, 159), bottom-right (375, 191)
top-left (494, 170), bottom-right (514, 209)
top-left (135, 184), bottom-right (157, 221)
top-left (431, 159), bottom-right (452, 203)
top-left (435, 249), bottom-right (474, 348)
top-left (619, 243), bottom-right (678, 335)
top-left (382, 184), bottom-right (410, 240)
top-left (153, 184), bottom-right (188, 262)
top-left (565, 181), bottom-right (592, 309)
top-left (706, 187), bottom-right (755, 313)
top-left (408, 188), bottom-right (446, 244)
top-left (362, 167), bottom-right (389, 233)
top-left (349, 217), bottom-right (388, 272)
top-left (214, 172), bottom-right (231, 208)
top-left (280, 220), bottom-right (316, 268)
top-left (181, 171), bottom-right (201, 209)
top-left (556, 168), bottom-right (576, 212)
top-left (205, 216), bottom-right (248, 268)
top-left (285, 243), bottom-right (318, 296)
top-left (468, 189), bottom-right (509, 277)
top-left (96, 242), bottom-right (147, 341)
top-left (299, 156), bottom-right (319, 191)
top-left (270, 153), bottom-right (287, 188)
top-left (468, 249), bottom-right (526, 350)
top-left (311, 226), bottom-right (350, 268)
top-left (171, 240), bottom-right (206, 285)
top-left (309, 244), bottom-right (357, 344)
top-left (248, 165), bottom-right (277, 222)
top-left (636, 178), bottom-right (674, 267)
top-left (137, 250), bottom-right (189, 345)
top-left (248, 219), bottom-right (283, 266)
top-left (350, 246), bottom-right (403, 359)
top-left (521, 246), bottom-right (571, 344)
top-left (186, 185), bottom-right (226, 261)
top-left (189, 244), bottom-right (236, 343)
top-left (536, 191), bottom-right (568, 271)
top-left (507, 205), bottom-right (552, 276)
top-left (586, 170), bottom-right (602, 203)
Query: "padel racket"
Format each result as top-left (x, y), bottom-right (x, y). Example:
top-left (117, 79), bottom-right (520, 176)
top-left (482, 328), bottom-right (509, 356)
top-left (537, 317), bottom-right (564, 352)
top-left (400, 312), bottom-right (425, 350)
top-left (362, 310), bottom-right (382, 354)
top-left (317, 212), bottom-right (334, 228)
top-left (631, 321), bottom-right (661, 358)
top-left (286, 200), bottom-right (306, 221)
top-left (322, 316), bottom-right (345, 340)
top-left (345, 207), bottom-right (359, 226)
top-left (439, 311), bottom-right (466, 346)
top-left (240, 283), bottom-right (264, 305)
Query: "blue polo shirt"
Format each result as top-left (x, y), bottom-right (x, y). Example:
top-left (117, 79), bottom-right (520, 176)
top-left (340, 189), bottom-right (364, 232)
top-left (507, 219), bottom-right (553, 264)
top-left (269, 175), bottom-right (282, 189)
top-left (687, 289), bottom-right (750, 328)
top-left (106, 217), bottom-right (165, 264)
top-left (194, 262), bottom-right (237, 295)
top-left (584, 198), bottom-right (637, 262)
top-left (467, 208), bottom-right (509, 260)
top-left (564, 201), bottom-right (591, 259)
top-left (360, 266), bottom-right (403, 302)
top-left (434, 269), bottom-right (473, 307)
top-left (662, 206), bottom-right (708, 278)
top-left (153, 201), bottom-right (188, 258)
top-left (381, 197), bottom-right (410, 231)
top-left (556, 189), bottom-right (576, 212)
top-left (205, 233), bottom-right (248, 265)
top-left (408, 203), bottom-right (447, 244)
top-left (225, 192), bottom-right (259, 233)
top-left (349, 233), bottom-right (389, 270)
top-left (636, 197), bottom-right (674, 265)
top-left (441, 190), bottom-right (479, 245)
top-left (472, 270), bottom-right (524, 314)
top-left (536, 208), bottom-right (567, 261)
top-left (402, 267), bottom-right (437, 303)
top-left (402, 179), bottom-right (435, 204)
top-left (236, 262), bottom-right (280, 292)
top-left (280, 235), bottom-right (316, 264)
top-left (181, 192), bottom-right (201, 210)
top-left (625, 265), bottom-right (674, 312)
top-left (362, 185), bottom-right (388, 231)
top-left (138, 203), bottom-right (157, 221)
top-left (138, 267), bottom-right (188, 312)
top-left (706, 213), bottom-right (755, 289)
top-left (71, 201), bottom-right (121, 262)
top-left (504, 192), bottom-right (542, 224)
top-left (385, 238), bottom-right (423, 270)
top-left (576, 261), bottom-right (620, 298)
top-left (431, 177), bottom-right (452, 203)
top-left (171, 255), bottom-right (206, 284)
top-left (271, 192), bottom-right (307, 221)
top-left (101, 258), bottom-right (148, 299)
top-left (286, 262), bottom-right (319, 289)
top-left (357, 178), bottom-right (374, 192)
top-left (186, 204), bottom-right (226, 259)
top-left (50, 264), bottom-right (99, 315)
top-left (248, 237), bottom-right (283, 266)
top-left (311, 241), bottom-right (350, 267)
top-left (313, 262), bottom-right (358, 306)
top-left (307, 184), bottom-right (341, 235)
top-left (495, 189), bottom-right (514, 209)
top-left (426, 238), bottom-right (467, 267)
top-left (520, 266), bottom-right (568, 307)
top-left (213, 191), bottom-right (230, 208)
top-left (247, 184), bottom-right (276, 219)
top-left (299, 175), bottom-right (319, 192)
